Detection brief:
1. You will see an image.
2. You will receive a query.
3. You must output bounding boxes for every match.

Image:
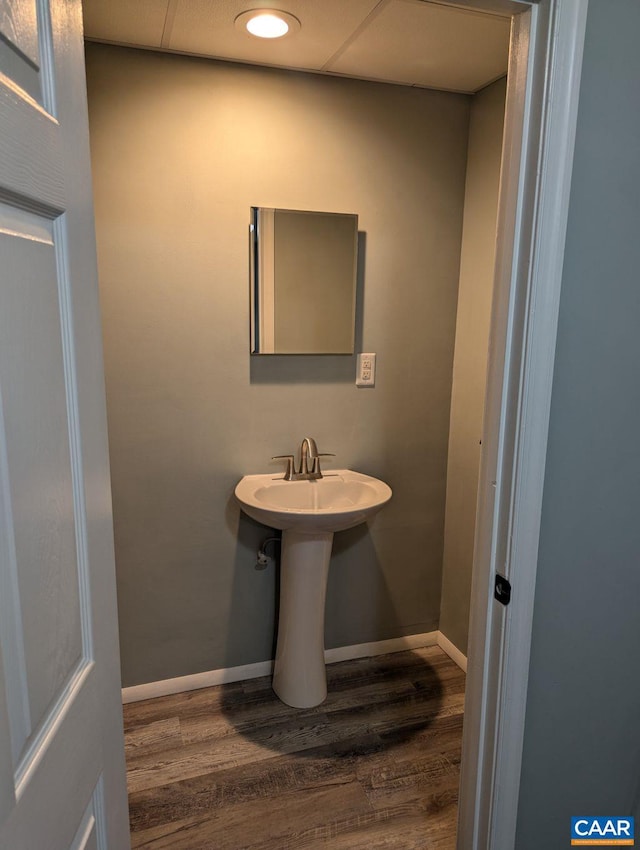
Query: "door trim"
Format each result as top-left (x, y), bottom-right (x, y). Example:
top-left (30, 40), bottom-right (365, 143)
top-left (458, 1), bottom-right (589, 847)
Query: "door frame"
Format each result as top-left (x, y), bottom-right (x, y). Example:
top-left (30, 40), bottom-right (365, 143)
top-left (457, 0), bottom-right (588, 847)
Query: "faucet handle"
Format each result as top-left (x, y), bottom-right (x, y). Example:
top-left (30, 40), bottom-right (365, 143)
top-left (272, 455), bottom-right (295, 480)
top-left (311, 453), bottom-right (335, 475)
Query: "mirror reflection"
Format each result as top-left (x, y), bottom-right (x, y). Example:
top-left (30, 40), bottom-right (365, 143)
top-left (250, 207), bottom-right (358, 354)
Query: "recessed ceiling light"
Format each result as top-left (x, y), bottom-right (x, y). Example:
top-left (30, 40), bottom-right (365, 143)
top-left (235, 10), bottom-right (301, 40)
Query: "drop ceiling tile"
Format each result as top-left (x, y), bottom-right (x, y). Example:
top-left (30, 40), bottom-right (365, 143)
top-left (82, 0), bottom-right (170, 47)
top-left (166, 0), bottom-right (381, 71)
top-left (328, 0), bottom-right (510, 93)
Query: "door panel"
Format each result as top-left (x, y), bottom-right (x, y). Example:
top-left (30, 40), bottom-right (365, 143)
top-left (1, 228), bottom-right (84, 756)
top-left (0, 0), bottom-right (39, 65)
top-left (70, 787), bottom-right (103, 850)
top-left (0, 0), bottom-right (42, 101)
top-left (0, 0), bottom-right (130, 847)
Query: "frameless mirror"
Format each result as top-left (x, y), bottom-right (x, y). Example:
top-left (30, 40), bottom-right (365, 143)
top-left (250, 207), bottom-right (358, 354)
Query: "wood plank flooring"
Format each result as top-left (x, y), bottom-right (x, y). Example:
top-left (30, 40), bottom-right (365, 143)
top-left (124, 646), bottom-right (465, 849)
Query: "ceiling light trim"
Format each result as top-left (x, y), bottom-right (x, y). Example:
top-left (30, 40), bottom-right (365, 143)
top-left (235, 9), bottom-right (301, 40)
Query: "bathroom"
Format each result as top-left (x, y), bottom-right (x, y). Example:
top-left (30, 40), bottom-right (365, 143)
top-left (82, 0), bottom-right (507, 845)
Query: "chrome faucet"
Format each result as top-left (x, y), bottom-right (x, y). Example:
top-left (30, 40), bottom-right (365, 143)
top-left (273, 437), bottom-right (335, 480)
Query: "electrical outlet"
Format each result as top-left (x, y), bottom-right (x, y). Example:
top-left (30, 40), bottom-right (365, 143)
top-left (356, 353), bottom-right (376, 387)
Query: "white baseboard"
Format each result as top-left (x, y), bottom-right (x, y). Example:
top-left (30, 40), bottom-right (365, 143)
top-left (121, 629), bottom-right (468, 704)
top-left (437, 631), bottom-right (468, 672)
top-left (324, 631), bottom-right (437, 665)
top-left (121, 659), bottom-right (274, 704)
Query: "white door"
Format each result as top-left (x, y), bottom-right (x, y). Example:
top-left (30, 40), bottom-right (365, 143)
top-left (0, 0), bottom-right (130, 848)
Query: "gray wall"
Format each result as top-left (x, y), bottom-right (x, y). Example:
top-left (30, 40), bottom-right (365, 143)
top-left (516, 0), bottom-right (640, 843)
top-left (85, 44), bottom-right (471, 687)
top-left (439, 77), bottom-right (505, 655)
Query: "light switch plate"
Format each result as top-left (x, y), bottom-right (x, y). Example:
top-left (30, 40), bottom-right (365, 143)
top-left (356, 352), bottom-right (376, 387)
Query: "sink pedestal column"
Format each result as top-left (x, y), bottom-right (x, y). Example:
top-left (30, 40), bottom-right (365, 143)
top-left (272, 528), bottom-right (334, 708)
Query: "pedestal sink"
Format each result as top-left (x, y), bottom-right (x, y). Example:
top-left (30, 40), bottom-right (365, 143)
top-left (235, 470), bottom-right (392, 708)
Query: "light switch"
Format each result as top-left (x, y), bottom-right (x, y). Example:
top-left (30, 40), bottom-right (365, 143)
top-left (356, 353), bottom-right (376, 387)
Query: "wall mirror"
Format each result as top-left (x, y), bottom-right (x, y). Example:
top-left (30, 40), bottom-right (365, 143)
top-left (250, 207), bottom-right (358, 354)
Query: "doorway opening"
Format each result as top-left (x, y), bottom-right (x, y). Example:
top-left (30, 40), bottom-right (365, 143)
top-left (80, 3), bottom-right (584, 844)
top-left (0, 0), bottom-right (587, 845)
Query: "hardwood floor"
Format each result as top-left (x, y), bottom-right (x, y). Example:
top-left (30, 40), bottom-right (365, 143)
top-left (124, 646), bottom-right (465, 849)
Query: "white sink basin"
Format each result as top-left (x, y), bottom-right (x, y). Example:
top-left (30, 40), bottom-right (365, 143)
top-left (234, 469), bottom-right (392, 533)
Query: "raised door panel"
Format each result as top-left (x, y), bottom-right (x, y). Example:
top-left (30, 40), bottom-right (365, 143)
top-left (0, 219), bottom-right (85, 769)
top-left (0, 0), bottom-right (39, 64)
top-left (0, 0), bottom-right (44, 104)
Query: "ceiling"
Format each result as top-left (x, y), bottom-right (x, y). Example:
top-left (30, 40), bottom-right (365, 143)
top-left (81, 0), bottom-right (511, 95)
